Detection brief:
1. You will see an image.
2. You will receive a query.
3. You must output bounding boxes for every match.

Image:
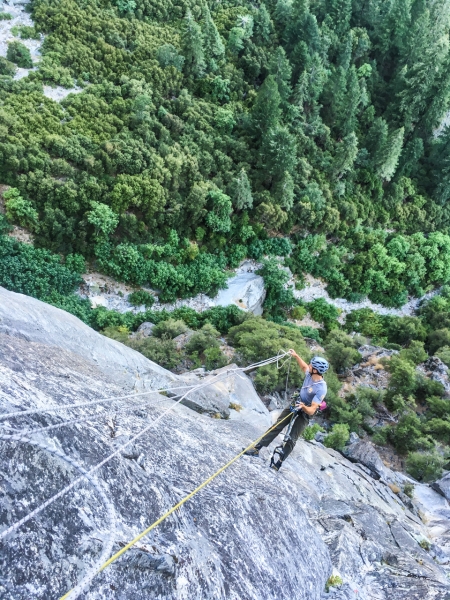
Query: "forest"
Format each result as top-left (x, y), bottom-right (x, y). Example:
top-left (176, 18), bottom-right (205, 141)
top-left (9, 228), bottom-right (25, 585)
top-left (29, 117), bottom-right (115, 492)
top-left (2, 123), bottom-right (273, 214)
top-left (1, 0), bottom-right (450, 303)
top-left (2, 0), bottom-right (450, 483)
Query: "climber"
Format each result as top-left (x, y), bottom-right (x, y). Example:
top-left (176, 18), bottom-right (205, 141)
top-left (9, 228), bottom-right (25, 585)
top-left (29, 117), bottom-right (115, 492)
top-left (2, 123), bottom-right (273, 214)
top-left (245, 351), bottom-right (329, 471)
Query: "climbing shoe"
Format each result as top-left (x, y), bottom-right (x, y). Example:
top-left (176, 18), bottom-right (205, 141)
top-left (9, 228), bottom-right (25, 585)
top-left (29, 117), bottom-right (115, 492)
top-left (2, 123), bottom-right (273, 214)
top-left (270, 459), bottom-right (282, 472)
top-left (244, 446), bottom-right (261, 457)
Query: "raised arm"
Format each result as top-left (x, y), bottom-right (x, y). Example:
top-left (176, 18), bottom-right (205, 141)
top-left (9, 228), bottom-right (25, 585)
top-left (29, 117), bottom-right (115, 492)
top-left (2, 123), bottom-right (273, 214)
top-left (288, 349), bottom-right (309, 373)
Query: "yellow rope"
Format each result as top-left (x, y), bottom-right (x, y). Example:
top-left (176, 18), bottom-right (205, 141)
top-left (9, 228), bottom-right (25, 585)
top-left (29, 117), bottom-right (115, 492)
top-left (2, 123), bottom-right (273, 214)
top-left (60, 411), bottom-right (293, 599)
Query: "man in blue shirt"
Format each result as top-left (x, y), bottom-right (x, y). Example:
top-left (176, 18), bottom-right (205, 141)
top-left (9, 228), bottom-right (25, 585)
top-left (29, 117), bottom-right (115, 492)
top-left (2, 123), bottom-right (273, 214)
top-left (244, 350), bottom-right (329, 471)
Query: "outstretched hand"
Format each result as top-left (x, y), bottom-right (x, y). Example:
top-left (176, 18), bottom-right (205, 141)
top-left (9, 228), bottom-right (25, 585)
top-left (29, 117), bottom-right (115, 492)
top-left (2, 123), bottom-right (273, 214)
top-left (289, 348), bottom-right (298, 358)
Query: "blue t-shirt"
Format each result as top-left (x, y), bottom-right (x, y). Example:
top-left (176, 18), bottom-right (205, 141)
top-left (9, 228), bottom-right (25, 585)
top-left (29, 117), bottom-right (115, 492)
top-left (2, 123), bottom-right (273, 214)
top-left (299, 372), bottom-right (327, 407)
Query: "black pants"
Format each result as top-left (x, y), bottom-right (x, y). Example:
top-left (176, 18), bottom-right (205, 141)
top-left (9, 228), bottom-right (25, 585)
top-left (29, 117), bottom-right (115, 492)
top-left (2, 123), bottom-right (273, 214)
top-left (258, 409), bottom-right (309, 461)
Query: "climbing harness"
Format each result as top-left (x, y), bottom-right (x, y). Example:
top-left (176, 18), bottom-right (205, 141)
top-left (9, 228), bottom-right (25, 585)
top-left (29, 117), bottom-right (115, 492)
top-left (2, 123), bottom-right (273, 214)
top-left (0, 351), bottom-right (292, 600)
top-left (270, 411), bottom-right (299, 470)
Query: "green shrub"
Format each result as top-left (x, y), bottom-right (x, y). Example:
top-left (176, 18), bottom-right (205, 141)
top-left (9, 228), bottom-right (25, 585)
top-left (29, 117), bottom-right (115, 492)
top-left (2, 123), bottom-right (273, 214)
top-left (324, 330), bottom-right (362, 373)
top-left (127, 337), bottom-right (180, 370)
top-left (0, 13), bottom-right (12, 20)
top-left (101, 325), bottom-right (130, 343)
top-left (403, 482), bottom-right (415, 498)
top-left (303, 423), bottom-right (324, 441)
top-left (128, 290), bottom-right (155, 308)
top-left (65, 253), bottom-right (86, 274)
top-left (186, 323), bottom-right (220, 354)
top-left (4, 188), bottom-right (38, 230)
top-left (257, 258), bottom-right (295, 317)
top-left (435, 345), bottom-right (450, 367)
top-left (324, 424), bottom-right (350, 450)
top-left (0, 56), bottom-right (16, 76)
top-left (204, 346), bottom-right (228, 370)
top-left (427, 329), bottom-right (450, 354)
top-left (399, 341), bottom-right (427, 365)
top-left (389, 412), bottom-right (431, 454)
top-left (386, 356), bottom-right (418, 398)
top-left (152, 318), bottom-right (187, 339)
top-left (291, 305), bottom-right (307, 320)
top-left (406, 451), bottom-right (444, 482)
top-left (228, 316), bottom-right (309, 391)
top-left (306, 298), bottom-right (340, 329)
top-left (6, 41), bottom-right (32, 68)
top-left (372, 425), bottom-right (390, 445)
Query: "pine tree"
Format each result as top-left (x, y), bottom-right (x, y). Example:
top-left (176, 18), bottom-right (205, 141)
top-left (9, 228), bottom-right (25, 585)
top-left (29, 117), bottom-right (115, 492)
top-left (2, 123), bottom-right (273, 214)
top-left (333, 132), bottom-right (358, 178)
top-left (274, 171), bottom-right (295, 209)
top-left (254, 3), bottom-right (273, 44)
top-left (251, 75), bottom-right (282, 138)
top-left (260, 126), bottom-right (297, 179)
top-left (378, 127), bottom-right (404, 181)
top-left (269, 47), bottom-right (292, 102)
top-left (182, 10), bottom-right (206, 78)
top-left (232, 169), bottom-right (253, 210)
top-left (202, 5), bottom-right (224, 71)
top-left (366, 117), bottom-right (389, 170)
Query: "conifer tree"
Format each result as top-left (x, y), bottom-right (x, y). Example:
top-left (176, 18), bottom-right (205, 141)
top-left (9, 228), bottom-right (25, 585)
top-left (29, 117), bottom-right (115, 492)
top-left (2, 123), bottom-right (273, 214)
top-left (182, 10), bottom-right (206, 78)
top-left (333, 132), bottom-right (358, 178)
top-left (378, 127), bottom-right (404, 181)
top-left (269, 47), bottom-right (292, 102)
top-left (251, 75), bottom-right (282, 138)
top-left (202, 5), bottom-right (224, 71)
top-left (254, 4), bottom-right (273, 44)
top-left (232, 169), bottom-right (253, 210)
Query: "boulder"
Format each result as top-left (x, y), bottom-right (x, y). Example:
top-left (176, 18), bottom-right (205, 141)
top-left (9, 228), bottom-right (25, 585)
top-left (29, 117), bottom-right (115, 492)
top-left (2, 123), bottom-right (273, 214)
top-left (347, 432), bottom-right (360, 445)
top-left (172, 329), bottom-right (195, 350)
top-left (175, 364), bottom-right (272, 428)
top-left (214, 272), bottom-right (266, 315)
top-left (136, 321), bottom-right (155, 337)
top-left (432, 472), bottom-right (450, 501)
top-left (341, 440), bottom-right (385, 479)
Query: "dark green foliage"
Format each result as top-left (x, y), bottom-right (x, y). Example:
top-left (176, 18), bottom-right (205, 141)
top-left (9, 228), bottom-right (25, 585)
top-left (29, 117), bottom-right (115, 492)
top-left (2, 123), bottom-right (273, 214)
top-left (6, 41), bottom-right (32, 68)
top-left (0, 13), bottom-right (12, 20)
top-left (257, 258), bottom-right (295, 317)
top-left (228, 316), bottom-right (310, 391)
top-left (127, 336), bottom-right (180, 370)
top-left (128, 290), bottom-right (155, 308)
top-left (406, 451), bottom-right (444, 482)
top-left (324, 330), bottom-right (362, 373)
top-left (0, 235), bottom-right (81, 300)
top-left (324, 424), bottom-right (350, 450)
top-left (152, 318), bottom-right (187, 339)
top-left (0, 0), bottom-right (446, 311)
top-left (185, 323), bottom-right (220, 354)
top-left (0, 57), bottom-right (16, 76)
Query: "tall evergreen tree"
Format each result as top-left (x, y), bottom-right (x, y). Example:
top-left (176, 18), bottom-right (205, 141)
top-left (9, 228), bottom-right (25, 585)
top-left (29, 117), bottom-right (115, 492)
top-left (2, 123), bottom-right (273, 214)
top-left (182, 10), bottom-right (206, 78)
top-left (378, 127), bottom-right (404, 181)
top-left (269, 47), bottom-right (293, 102)
top-left (232, 169), bottom-right (253, 210)
top-left (254, 3), bottom-right (273, 44)
top-left (202, 5), bottom-right (224, 71)
top-left (251, 75), bottom-right (282, 138)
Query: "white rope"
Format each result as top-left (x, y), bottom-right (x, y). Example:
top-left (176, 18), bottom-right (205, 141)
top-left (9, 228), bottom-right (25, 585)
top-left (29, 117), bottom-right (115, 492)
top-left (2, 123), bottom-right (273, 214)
top-left (0, 352), bottom-right (289, 542)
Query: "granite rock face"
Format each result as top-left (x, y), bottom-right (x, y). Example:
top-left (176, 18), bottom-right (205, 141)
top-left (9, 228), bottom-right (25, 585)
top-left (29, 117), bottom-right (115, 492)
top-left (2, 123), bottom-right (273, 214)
top-left (342, 439), bottom-right (386, 480)
top-left (1, 289), bottom-right (450, 600)
top-left (214, 271), bottom-right (266, 316)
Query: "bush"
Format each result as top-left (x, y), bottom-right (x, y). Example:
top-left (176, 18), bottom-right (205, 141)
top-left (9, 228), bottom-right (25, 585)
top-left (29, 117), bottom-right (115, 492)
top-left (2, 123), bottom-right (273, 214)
top-left (152, 318), bottom-right (187, 339)
top-left (4, 188), bottom-right (38, 230)
top-left (427, 328), bottom-right (450, 354)
top-left (306, 298), bottom-right (340, 329)
top-left (399, 341), bottom-right (427, 365)
top-left (389, 412), bottom-right (430, 454)
top-left (204, 346), bottom-right (228, 370)
top-left (127, 337), bottom-right (180, 370)
top-left (386, 356), bottom-right (418, 398)
top-left (324, 424), bottom-right (350, 450)
top-left (406, 451), bottom-right (444, 482)
top-left (101, 326), bottom-right (130, 343)
top-left (6, 41), bottom-right (32, 68)
top-left (228, 316), bottom-right (309, 391)
top-left (435, 345), bottom-right (450, 367)
top-left (257, 258), bottom-right (295, 317)
top-left (324, 330), bottom-right (362, 373)
top-left (303, 423), bottom-right (324, 441)
top-left (186, 323), bottom-right (220, 354)
top-left (0, 13), bottom-right (12, 20)
top-left (128, 290), bottom-right (155, 308)
top-left (372, 425), bottom-right (390, 445)
top-left (0, 56), bottom-right (16, 76)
